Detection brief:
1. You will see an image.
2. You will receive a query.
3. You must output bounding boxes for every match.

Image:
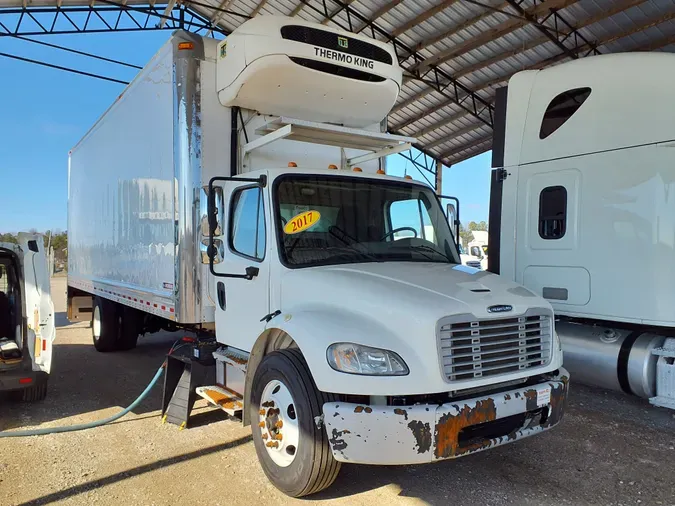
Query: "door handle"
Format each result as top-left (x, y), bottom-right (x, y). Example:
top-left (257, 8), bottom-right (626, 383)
top-left (217, 282), bottom-right (226, 310)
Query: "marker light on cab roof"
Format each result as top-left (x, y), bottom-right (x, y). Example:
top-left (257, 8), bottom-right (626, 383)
top-left (328, 164), bottom-right (338, 170)
top-left (352, 167), bottom-right (362, 172)
top-left (288, 162), bottom-right (297, 167)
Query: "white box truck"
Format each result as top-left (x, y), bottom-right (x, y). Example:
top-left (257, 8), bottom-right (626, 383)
top-left (489, 52), bottom-right (675, 408)
top-left (68, 16), bottom-right (569, 497)
top-left (0, 233), bottom-right (55, 401)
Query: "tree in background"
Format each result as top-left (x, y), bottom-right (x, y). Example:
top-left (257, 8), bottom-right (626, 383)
top-left (459, 221), bottom-right (488, 249)
top-left (0, 231), bottom-right (68, 267)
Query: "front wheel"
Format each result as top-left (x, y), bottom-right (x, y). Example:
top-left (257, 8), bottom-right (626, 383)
top-left (250, 349), bottom-right (341, 497)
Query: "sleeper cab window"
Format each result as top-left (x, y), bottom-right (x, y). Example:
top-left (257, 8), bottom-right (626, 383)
top-left (539, 87), bottom-right (591, 139)
top-left (539, 186), bottom-right (567, 240)
top-left (230, 187), bottom-right (266, 261)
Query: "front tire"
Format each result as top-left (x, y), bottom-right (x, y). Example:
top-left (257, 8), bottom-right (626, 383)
top-left (250, 349), bottom-right (341, 497)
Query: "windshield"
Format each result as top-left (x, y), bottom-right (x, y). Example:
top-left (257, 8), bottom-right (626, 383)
top-left (275, 174), bottom-right (460, 268)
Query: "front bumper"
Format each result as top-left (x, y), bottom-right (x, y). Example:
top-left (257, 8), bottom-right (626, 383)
top-left (323, 368), bottom-right (569, 465)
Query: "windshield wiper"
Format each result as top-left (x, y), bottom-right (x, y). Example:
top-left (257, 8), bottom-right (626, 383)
top-left (328, 226), bottom-right (380, 262)
top-left (407, 244), bottom-right (454, 263)
top-left (325, 246), bottom-right (380, 263)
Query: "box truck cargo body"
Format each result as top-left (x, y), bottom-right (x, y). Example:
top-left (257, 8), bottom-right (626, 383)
top-left (69, 16), bottom-right (569, 497)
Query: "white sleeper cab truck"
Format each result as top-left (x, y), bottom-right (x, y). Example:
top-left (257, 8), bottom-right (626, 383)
top-left (0, 234), bottom-right (55, 401)
top-left (489, 52), bottom-right (675, 409)
top-left (68, 16), bottom-right (569, 497)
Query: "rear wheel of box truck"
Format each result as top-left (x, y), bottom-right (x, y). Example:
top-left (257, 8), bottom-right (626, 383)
top-left (92, 297), bottom-right (121, 352)
top-left (117, 306), bottom-right (141, 351)
top-left (250, 349), bottom-right (341, 497)
top-left (92, 298), bottom-right (141, 352)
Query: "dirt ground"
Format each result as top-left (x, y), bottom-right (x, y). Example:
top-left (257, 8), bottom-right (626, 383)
top-left (1, 277), bottom-right (674, 506)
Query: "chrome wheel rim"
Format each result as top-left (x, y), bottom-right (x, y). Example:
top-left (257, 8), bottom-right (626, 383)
top-left (92, 305), bottom-right (101, 341)
top-left (258, 379), bottom-right (299, 467)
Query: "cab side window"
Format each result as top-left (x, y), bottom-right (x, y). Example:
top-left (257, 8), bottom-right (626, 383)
top-left (230, 187), bottom-right (266, 260)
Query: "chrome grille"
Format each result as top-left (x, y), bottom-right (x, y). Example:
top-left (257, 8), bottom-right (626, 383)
top-left (439, 313), bottom-right (552, 382)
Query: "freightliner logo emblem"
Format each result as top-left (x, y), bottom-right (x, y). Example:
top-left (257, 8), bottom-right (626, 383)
top-left (487, 304), bottom-right (513, 313)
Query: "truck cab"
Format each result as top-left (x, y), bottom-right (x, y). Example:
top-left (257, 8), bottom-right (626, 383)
top-left (205, 165), bottom-right (568, 494)
top-left (0, 233), bottom-right (55, 401)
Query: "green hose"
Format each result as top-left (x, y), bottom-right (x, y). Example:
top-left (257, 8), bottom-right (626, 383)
top-left (0, 364), bottom-right (165, 438)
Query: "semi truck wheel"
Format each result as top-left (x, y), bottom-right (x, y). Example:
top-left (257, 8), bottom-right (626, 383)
top-left (91, 296), bottom-right (121, 352)
top-left (250, 349), bottom-right (341, 497)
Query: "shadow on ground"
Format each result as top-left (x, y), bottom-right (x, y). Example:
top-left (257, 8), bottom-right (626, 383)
top-left (54, 311), bottom-right (81, 329)
top-left (18, 435), bottom-right (254, 506)
top-left (0, 331), bottom-right (179, 431)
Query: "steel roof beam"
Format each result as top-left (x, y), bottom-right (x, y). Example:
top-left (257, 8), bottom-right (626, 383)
top-left (633, 32), bottom-right (675, 51)
top-left (290, 2), bottom-right (304, 16)
top-left (424, 122), bottom-right (486, 149)
top-left (0, 3), bottom-right (225, 37)
top-left (250, 0), bottom-right (269, 17)
top-left (206, 0), bottom-right (235, 32)
top-left (390, 0), bottom-right (458, 38)
top-left (393, 0), bottom-right (581, 117)
top-left (296, 0), bottom-right (494, 127)
top-left (391, 83), bottom-right (491, 131)
top-left (412, 0), bottom-right (508, 53)
top-left (440, 135), bottom-right (493, 163)
top-left (159, 0), bottom-right (176, 28)
top-left (410, 109), bottom-right (471, 138)
top-left (462, 9), bottom-right (675, 93)
top-left (354, 0), bottom-right (404, 34)
top-left (320, 0), bottom-right (356, 25)
top-left (502, 0), bottom-right (600, 61)
top-left (412, 0), bottom-right (578, 72)
top-left (443, 138), bottom-right (493, 165)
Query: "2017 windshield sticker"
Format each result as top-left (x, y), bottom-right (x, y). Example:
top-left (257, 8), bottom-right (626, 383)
top-left (284, 210), bottom-right (321, 235)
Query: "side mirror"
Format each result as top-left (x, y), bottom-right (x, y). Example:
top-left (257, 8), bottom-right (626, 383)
top-left (446, 203), bottom-right (457, 232)
top-left (201, 186), bottom-right (223, 237)
top-left (442, 198), bottom-right (460, 242)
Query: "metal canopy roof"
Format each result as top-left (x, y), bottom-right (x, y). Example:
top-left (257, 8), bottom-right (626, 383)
top-left (1, 0), bottom-right (674, 168)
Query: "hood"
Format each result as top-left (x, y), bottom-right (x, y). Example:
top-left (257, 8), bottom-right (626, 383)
top-left (281, 261), bottom-right (549, 322)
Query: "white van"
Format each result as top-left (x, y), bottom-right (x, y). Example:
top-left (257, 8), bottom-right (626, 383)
top-left (0, 233), bottom-right (55, 401)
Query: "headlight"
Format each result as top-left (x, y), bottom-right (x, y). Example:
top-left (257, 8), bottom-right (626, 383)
top-left (326, 343), bottom-right (409, 376)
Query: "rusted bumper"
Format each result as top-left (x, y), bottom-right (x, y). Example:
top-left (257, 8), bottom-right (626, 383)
top-left (323, 368), bottom-right (569, 465)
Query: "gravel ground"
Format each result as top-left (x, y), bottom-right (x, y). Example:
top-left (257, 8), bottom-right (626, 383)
top-left (1, 277), bottom-right (674, 506)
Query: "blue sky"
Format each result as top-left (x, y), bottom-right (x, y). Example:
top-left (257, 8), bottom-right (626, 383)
top-left (0, 30), bottom-right (492, 233)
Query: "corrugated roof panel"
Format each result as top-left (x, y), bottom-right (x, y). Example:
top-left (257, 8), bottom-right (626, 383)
top-left (2, 0), bottom-right (670, 164)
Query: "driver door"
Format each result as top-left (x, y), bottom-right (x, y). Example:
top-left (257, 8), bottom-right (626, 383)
top-left (212, 183), bottom-right (271, 351)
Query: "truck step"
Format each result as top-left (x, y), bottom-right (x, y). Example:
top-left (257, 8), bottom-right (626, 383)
top-left (196, 385), bottom-right (243, 416)
top-left (213, 347), bottom-right (249, 372)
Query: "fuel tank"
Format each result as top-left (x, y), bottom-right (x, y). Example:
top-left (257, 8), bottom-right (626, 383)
top-left (556, 320), bottom-right (665, 398)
